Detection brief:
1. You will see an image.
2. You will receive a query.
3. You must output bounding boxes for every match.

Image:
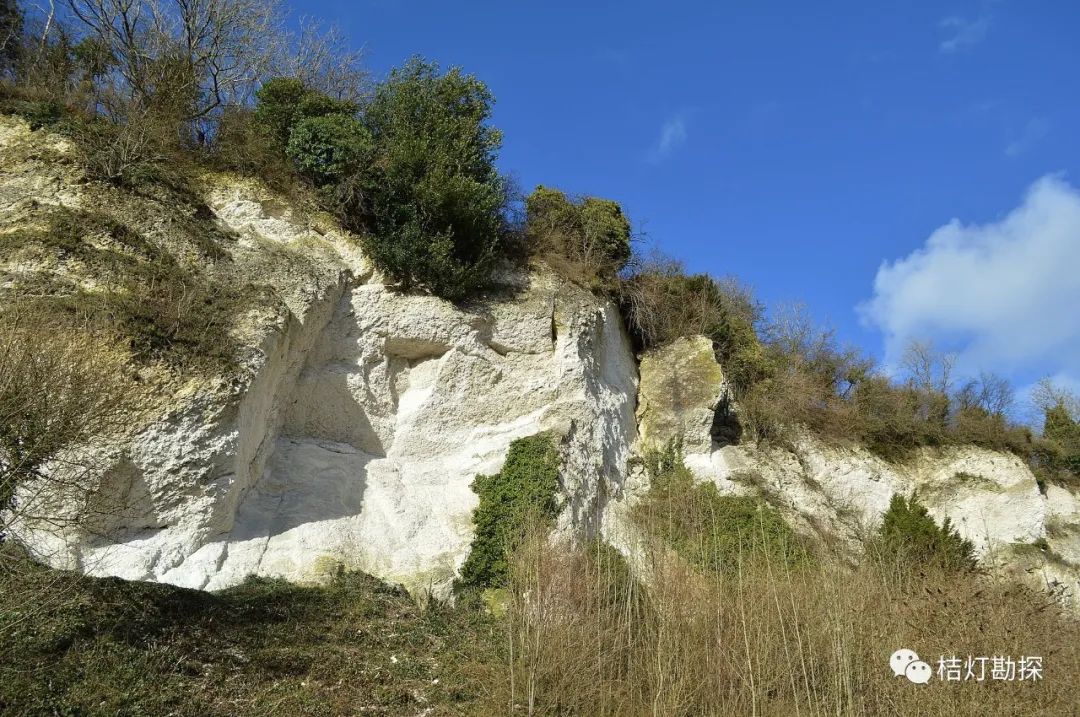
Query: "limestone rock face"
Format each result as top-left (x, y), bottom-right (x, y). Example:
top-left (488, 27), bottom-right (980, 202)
top-left (635, 335), bottom-right (732, 454)
top-left (621, 335), bottom-right (1080, 607)
top-left (7, 165), bottom-right (638, 597)
top-left (6, 115), bottom-right (1079, 608)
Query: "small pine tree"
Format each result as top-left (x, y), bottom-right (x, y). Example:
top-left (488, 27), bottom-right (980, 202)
top-left (877, 493), bottom-right (976, 572)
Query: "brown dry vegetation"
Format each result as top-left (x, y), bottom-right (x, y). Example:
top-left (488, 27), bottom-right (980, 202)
top-left (504, 533), bottom-right (1080, 717)
top-left (4, 477), bottom-right (1080, 716)
top-left (0, 305), bottom-right (136, 520)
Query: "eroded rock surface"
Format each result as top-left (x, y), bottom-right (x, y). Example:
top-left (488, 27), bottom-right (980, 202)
top-left (3, 139), bottom-right (638, 596)
top-left (6, 115), bottom-right (1078, 609)
top-left (617, 336), bottom-right (1080, 608)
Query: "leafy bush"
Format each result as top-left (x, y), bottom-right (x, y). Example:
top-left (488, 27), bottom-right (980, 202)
top-left (633, 441), bottom-right (808, 572)
top-left (875, 493), bottom-right (976, 572)
top-left (525, 185), bottom-right (631, 286)
top-left (1043, 402), bottom-right (1080, 473)
top-left (254, 77), bottom-right (358, 149)
top-left (206, 106), bottom-right (298, 188)
top-left (286, 113), bottom-right (372, 187)
top-left (348, 57), bottom-right (508, 300)
top-left (458, 433), bottom-right (561, 590)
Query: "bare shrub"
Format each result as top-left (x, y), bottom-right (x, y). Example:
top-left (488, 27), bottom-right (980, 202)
top-left (68, 108), bottom-right (172, 185)
top-left (66, 0), bottom-right (282, 121)
top-left (503, 520), bottom-right (1080, 715)
top-left (0, 304), bottom-right (135, 528)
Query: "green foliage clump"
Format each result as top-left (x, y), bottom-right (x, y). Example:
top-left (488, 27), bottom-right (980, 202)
top-left (1043, 402), bottom-right (1080, 473)
top-left (252, 60), bottom-right (510, 301)
top-left (253, 77), bottom-right (359, 148)
top-left (458, 433), bottom-right (561, 590)
top-left (634, 441), bottom-right (808, 572)
top-left (876, 494), bottom-right (976, 572)
top-left (525, 185), bottom-right (631, 286)
top-left (286, 113), bottom-right (373, 187)
top-left (348, 57), bottom-right (507, 300)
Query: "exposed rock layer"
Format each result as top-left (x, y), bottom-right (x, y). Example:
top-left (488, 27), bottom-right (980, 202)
top-left (4, 115), bottom-right (1077, 607)
top-left (621, 337), bottom-right (1080, 607)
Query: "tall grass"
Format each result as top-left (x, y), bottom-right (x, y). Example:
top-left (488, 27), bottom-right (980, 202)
top-left (502, 520), bottom-right (1080, 716)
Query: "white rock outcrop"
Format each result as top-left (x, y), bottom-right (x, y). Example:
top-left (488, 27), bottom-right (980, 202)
top-left (5, 115), bottom-right (1078, 609)
top-left (612, 336), bottom-right (1080, 608)
top-left (8, 175), bottom-right (639, 598)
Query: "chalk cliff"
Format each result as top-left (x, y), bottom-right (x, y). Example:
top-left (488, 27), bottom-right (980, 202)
top-left (4, 114), bottom-right (1077, 607)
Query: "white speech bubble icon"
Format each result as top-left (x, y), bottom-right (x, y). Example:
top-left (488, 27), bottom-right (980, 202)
top-left (905, 660), bottom-right (932, 684)
top-left (890, 648), bottom-right (920, 677)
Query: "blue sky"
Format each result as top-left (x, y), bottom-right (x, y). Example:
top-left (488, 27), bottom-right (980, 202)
top-left (297, 0), bottom-right (1080, 412)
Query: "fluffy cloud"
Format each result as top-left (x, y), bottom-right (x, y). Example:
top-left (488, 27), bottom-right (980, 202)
top-left (860, 175), bottom-right (1080, 382)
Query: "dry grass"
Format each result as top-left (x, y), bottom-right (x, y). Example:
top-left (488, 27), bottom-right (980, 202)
top-left (3, 523), bottom-right (1079, 715)
top-left (503, 533), bottom-right (1080, 716)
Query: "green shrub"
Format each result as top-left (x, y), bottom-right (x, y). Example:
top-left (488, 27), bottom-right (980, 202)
top-left (525, 185), bottom-right (631, 286)
top-left (286, 113), bottom-right (372, 187)
top-left (876, 494), bottom-right (976, 572)
top-left (207, 106), bottom-right (299, 188)
top-left (254, 62), bottom-right (510, 301)
top-left (254, 77), bottom-right (359, 149)
top-left (634, 441), bottom-right (808, 572)
top-left (1043, 402), bottom-right (1080, 473)
top-left (349, 57), bottom-right (508, 300)
top-left (458, 433), bottom-right (561, 590)
top-left (0, 94), bottom-right (63, 129)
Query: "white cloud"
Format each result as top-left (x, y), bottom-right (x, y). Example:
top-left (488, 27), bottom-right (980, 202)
top-left (860, 175), bottom-right (1080, 382)
top-left (1005, 118), bottom-right (1050, 158)
top-left (648, 115), bottom-right (687, 162)
top-left (939, 13), bottom-right (991, 53)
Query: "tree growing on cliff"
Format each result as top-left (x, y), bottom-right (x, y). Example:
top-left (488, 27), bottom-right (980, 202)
top-left (348, 57), bottom-right (509, 300)
top-left (876, 493), bottom-right (976, 572)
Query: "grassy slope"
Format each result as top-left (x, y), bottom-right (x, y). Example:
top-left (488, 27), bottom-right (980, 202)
top-left (0, 552), bottom-right (505, 716)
